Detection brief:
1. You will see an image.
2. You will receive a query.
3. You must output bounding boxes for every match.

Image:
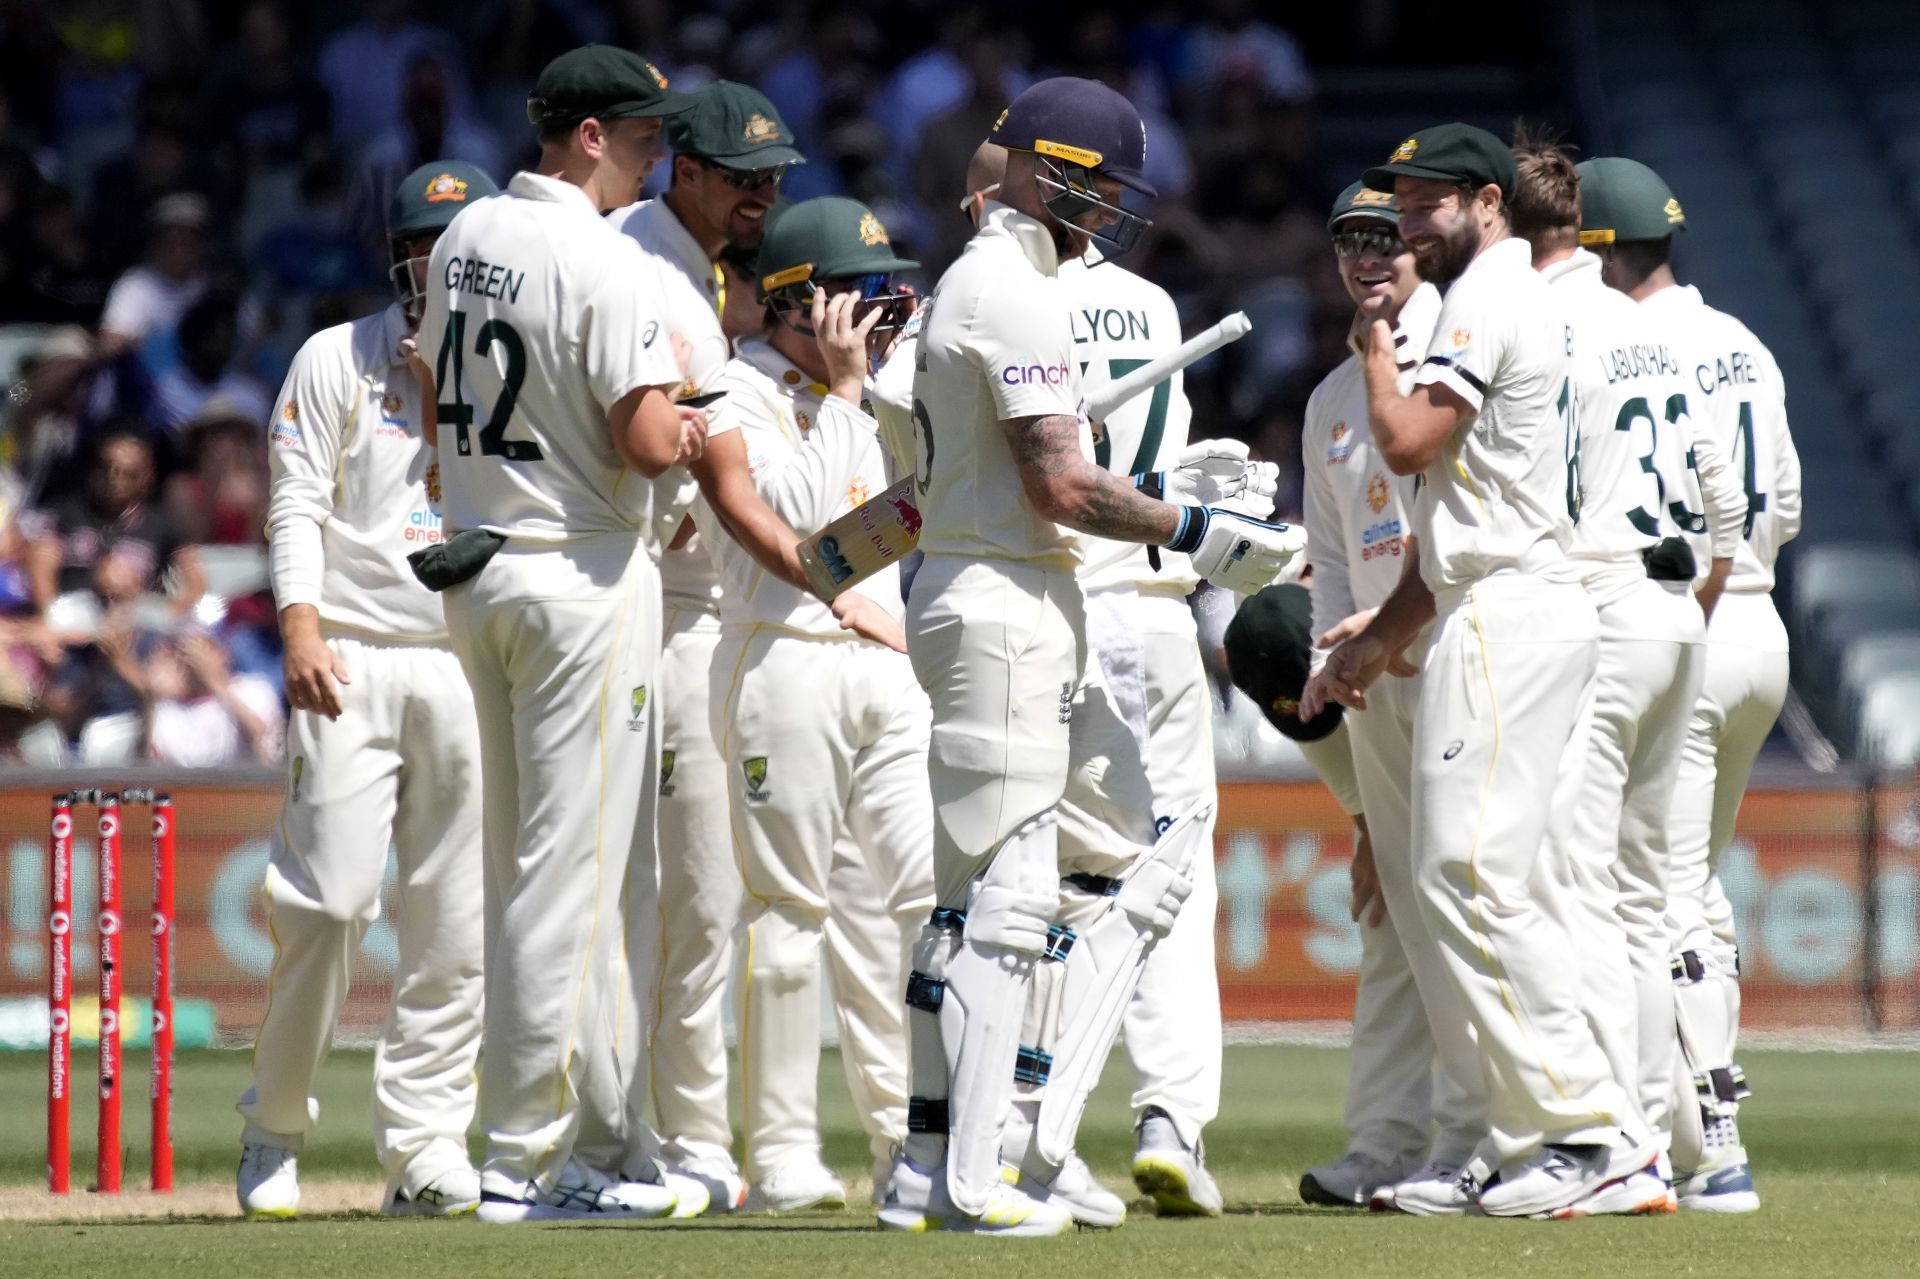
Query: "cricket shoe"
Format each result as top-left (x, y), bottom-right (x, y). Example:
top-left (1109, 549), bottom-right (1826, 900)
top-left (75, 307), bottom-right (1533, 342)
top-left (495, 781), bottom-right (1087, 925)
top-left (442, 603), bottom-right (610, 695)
top-left (476, 1159), bottom-right (677, 1222)
top-left (876, 1152), bottom-right (1072, 1236)
top-left (664, 1153), bottom-right (747, 1213)
top-left (1544, 1160), bottom-right (1676, 1219)
top-left (1479, 1145), bottom-right (1611, 1218)
top-left (745, 1156), bottom-right (847, 1213)
top-left (1374, 1158), bottom-right (1488, 1216)
top-left (618, 1158), bottom-right (713, 1218)
top-left (1300, 1150), bottom-right (1413, 1207)
top-left (237, 1141), bottom-right (300, 1219)
top-left (382, 1165), bottom-right (482, 1217)
top-left (1131, 1106), bottom-right (1223, 1218)
top-left (1676, 1145), bottom-right (1760, 1214)
top-left (1016, 1154), bottom-right (1126, 1228)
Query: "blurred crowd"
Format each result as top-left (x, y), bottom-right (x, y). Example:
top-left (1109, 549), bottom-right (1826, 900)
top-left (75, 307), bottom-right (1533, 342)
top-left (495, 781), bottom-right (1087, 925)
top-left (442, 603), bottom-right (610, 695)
top-left (0, 0), bottom-right (1354, 766)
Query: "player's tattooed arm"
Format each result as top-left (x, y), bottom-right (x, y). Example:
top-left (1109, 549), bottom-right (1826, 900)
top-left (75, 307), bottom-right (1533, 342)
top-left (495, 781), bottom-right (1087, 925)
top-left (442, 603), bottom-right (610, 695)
top-left (1003, 413), bottom-right (1179, 544)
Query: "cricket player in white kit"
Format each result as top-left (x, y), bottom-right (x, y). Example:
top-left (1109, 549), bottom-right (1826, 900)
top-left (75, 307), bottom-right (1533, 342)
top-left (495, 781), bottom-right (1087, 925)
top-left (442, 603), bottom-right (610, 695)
top-left (698, 197), bottom-right (932, 1211)
top-left (606, 84), bottom-right (801, 1205)
top-left (1580, 156), bottom-right (1802, 1213)
top-left (878, 79), bottom-right (1305, 1236)
top-left (1292, 183), bottom-right (1496, 1213)
top-left (1306, 124), bottom-right (1651, 1219)
top-left (1509, 140), bottom-right (1746, 1214)
top-left (239, 161), bottom-right (498, 1220)
top-left (416, 46), bottom-right (706, 1222)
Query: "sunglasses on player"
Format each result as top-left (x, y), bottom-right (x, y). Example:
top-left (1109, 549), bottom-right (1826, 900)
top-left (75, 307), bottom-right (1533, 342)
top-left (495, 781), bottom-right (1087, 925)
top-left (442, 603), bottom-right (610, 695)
top-left (699, 157), bottom-right (790, 191)
top-left (1332, 226), bottom-right (1406, 261)
top-left (767, 272), bottom-right (915, 335)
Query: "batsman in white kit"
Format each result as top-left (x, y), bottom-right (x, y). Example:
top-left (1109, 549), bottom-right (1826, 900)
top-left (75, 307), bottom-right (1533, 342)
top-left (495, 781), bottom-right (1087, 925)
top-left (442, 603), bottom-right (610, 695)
top-left (415, 45), bottom-right (708, 1222)
top-left (1291, 181), bottom-right (1498, 1214)
top-left (876, 78), bottom-right (1305, 1236)
top-left (1306, 124), bottom-right (1652, 1219)
top-left (239, 161), bottom-right (499, 1220)
top-left (1579, 156), bottom-right (1802, 1213)
top-left (1510, 139), bottom-right (1746, 1216)
top-left (697, 196), bottom-right (933, 1211)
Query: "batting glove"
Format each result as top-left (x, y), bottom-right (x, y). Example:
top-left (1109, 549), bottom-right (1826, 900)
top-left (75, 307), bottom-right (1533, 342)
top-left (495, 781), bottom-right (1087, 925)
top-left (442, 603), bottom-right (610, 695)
top-left (1136, 439), bottom-right (1280, 518)
top-left (1165, 505), bottom-right (1309, 595)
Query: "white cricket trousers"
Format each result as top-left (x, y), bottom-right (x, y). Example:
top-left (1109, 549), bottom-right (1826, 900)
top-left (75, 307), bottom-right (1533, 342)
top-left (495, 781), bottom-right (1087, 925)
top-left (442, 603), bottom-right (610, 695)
top-left (443, 532), bottom-right (662, 1198)
top-left (648, 604), bottom-right (739, 1167)
top-left (240, 633), bottom-right (483, 1190)
top-left (1111, 590), bottom-right (1221, 1149)
top-left (710, 625), bottom-right (935, 1179)
top-left (1412, 574), bottom-right (1634, 1164)
top-left (1344, 665), bottom-right (1490, 1169)
top-left (1563, 570), bottom-right (1705, 1147)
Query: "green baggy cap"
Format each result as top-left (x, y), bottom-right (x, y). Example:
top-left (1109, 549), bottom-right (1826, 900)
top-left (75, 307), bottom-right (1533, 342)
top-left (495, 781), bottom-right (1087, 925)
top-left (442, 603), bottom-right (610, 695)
top-left (668, 81), bottom-right (806, 170)
top-left (1224, 584), bottom-right (1344, 743)
top-left (527, 44), bottom-right (688, 128)
top-left (1327, 180), bottom-right (1400, 232)
top-left (1364, 122), bottom-right (1517, 200)
top-left (388, 160), bottom-right (498, 238)
top-left (1575, 156), bottom-right (1688, 244)
top-left (756, 197), bottom-right (918, 295)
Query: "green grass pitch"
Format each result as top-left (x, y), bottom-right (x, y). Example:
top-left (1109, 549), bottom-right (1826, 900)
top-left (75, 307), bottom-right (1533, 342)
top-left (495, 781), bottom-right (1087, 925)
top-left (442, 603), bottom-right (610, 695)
top-left (2, 1045), bottom-right (1915, 1276)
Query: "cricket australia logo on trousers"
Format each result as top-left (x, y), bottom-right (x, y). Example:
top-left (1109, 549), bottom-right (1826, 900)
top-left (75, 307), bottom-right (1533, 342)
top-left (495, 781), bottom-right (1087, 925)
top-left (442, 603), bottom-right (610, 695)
top-left (743, 756), bottom-right (771, 801)
top-left (629, 686), bottom-right (648, 732)
top-left (659, 749), bottom-right (677, 797)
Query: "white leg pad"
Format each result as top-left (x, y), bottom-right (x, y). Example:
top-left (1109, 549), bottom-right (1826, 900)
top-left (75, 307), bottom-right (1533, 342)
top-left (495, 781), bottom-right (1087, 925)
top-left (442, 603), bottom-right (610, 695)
top-left (942, 812), bottom-right (1059, 1217)
top-left (1033, 800), bottom-right (1212, 1168)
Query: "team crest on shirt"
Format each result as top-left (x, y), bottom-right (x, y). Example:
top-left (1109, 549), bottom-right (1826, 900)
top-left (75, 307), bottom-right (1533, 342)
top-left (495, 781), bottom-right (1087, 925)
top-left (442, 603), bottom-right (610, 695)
top-left (858, 212), bottom-right (890, 246)
top-left (845, 476), bottom-right (869, 508)
top-left (743, 756), bottom-right (771, 800)
top-left (1366, 473), bottom-right (1390, 513)
top-left (1326, 422), bottom-right (1354, 467)
top-left (1448, 328), bottom-right (1472, 350)
top-left (629, 685), bottom-right (648, 730)
top-left (1388, 137), bottom-right (1418, 163)
top-left (794, 408), bottom-right (812, 434)
top-left (424, 462), bottom-right (441, 505)
top-left (424, 172), bottom-right (469, 203)
top-left (659, 749), bottom-right (677, 797)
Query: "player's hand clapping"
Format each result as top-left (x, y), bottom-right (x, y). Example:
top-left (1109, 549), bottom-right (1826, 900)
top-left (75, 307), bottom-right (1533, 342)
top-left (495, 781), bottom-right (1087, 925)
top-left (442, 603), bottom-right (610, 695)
top-left (812, 289), bottom-right (883, 405)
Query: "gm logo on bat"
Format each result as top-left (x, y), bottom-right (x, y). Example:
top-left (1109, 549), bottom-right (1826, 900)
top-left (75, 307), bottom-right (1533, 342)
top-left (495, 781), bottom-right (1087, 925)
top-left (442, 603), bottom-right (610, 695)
top-left (817, 536), bottom-right (855, 583)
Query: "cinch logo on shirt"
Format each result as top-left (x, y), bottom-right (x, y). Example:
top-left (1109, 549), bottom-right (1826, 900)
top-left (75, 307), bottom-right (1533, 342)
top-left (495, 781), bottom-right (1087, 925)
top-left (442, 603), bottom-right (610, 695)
top-left (999, 361), bottom-right (1071, 386)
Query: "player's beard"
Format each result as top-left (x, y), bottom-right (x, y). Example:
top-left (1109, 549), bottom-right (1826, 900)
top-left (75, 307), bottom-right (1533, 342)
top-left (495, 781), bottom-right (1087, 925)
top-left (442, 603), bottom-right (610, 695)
top-left (1412, 218), bottom-right (1479, 285)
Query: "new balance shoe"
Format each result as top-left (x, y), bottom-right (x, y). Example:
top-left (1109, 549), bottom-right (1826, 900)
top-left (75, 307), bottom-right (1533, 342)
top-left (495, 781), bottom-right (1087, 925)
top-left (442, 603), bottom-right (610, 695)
top-left (1021, 1153), bottom-right (1125, 1228)
top-left (476, 1160), bottom-right (677, 1223)
top-left (1131, 1106), bottom-right (1223, 1218)
top-left (1300, 1150), bottom-right (1411, 1207)
top-left (237, 1141), bottom-right (299, 1219)
top-left (1676, 1146), bottom-right (1760, 1214)
top-left (382, 1165), bottom-right (481, 1217)
top-left (1479, 1145), bottom-right (1610, 1218)
top-left (1546, 1160), bottom-right (1676, 1219)
top-left (1376, 1159), bottom-right (1487, 1216)
top-left (877, 1152), bottom-right (1072, 1236)
top-left (745, 1156), bottom-right (847, 1213)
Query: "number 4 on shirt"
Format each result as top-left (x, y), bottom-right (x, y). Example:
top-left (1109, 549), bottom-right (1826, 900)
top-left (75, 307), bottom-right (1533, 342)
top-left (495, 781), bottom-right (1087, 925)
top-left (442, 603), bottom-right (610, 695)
top-left (435, 309), bottom-right (543, 461)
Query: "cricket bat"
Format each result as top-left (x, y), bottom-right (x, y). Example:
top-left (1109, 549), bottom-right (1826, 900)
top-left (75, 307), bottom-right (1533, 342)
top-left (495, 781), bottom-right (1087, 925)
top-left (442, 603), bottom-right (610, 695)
top-left (796, 312), bottom-right (1256, 600)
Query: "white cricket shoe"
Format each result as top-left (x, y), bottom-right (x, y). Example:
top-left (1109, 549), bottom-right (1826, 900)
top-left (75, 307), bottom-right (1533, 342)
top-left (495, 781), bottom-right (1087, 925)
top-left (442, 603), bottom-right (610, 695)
top-left (1547, 1160), bottom-right (1676, 1219)
top-left (476, 1159), bottom-right (677, 1223)
top-left (745, 1156), bottom-right (847, 1213)
top-left (1020, 1153), bottom-right (1126, 1228)
top-left (1479, 1145), bottom-right (1611, 1218)
top-left (237, 1142), bottom-right (300, 1219)
top-left (665, 1154), bottom-right (747, 1213)
top-left (1375, 1159), bottom-right (1486, 1216)
top-left (1676, 1144), bottom-right (1760, 1214)
top-left (1300, 1150), bottom-right (1408, 1207)
top-left (876, 1152), bottom-right (1072, 1236)
top-left (1130, 1107), bottom-right (1223, 1218)
top-left (382, 1165), bottom-right (481, 1217)
top-left (616, 1163), bottom-right (709, 1219)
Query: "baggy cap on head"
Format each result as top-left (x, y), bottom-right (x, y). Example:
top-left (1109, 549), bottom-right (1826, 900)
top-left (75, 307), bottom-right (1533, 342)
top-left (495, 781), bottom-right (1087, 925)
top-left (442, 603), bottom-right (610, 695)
top-left (668, 81), bottom-right (806, 170)
top-left (1327, 181), bottom-right (1400, 232)
top-left (1574, 156), bottom-right (1687, 245)
top-left (756, 197), bottom-right (918, 295)
top-left (527, 45), bottom-right (688, 129)
top-left (1364, 123), bottom-right (1517, 200)
top-left (388, 161), bottom-right (499, 238)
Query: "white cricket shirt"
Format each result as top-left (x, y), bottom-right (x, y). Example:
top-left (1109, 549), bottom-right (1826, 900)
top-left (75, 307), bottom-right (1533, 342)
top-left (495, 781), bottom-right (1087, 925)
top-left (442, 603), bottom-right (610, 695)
top-left (1059, 247), bottom-right (1198, 596)
top-left (1302, 283), bottom-right (1440, 640)
top-left (697, 337), bottom-right (899, 635)
top-left (420, 171), bottom-right (681, 544)
top-left (1638, 283), bottom-right (1801, 593)
top-left (911, 201), bottom-right (1085, 570)
top-left (266, 302), bottom-right (449, 640)
top-left (1409, 237), bottom-right (1574, 592)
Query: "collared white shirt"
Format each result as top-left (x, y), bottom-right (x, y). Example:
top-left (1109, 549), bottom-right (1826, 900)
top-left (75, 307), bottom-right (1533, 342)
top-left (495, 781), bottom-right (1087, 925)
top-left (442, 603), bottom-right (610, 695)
top-left (1304, 283), bottom-right (1440, 641)
top-left (266, 302), bottom-right (448, 640)
top-left (1638, 283), bottom-right (1800, 593)
top-left (697, 336), bottom-right (899, 634)
top-left (420, 170), bottom-right (681, 540)
top-left (1409, 237), bottom-right (1573, 592)
top-left (911, 200), bottom-right (1085, 569)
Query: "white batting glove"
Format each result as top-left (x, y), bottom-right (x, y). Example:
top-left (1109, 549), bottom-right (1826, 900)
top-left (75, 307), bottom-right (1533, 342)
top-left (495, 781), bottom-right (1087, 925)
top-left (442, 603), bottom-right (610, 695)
top-left (1166, 506), bottom-right (1309, 595)
top-left (1139, 439), bottom-right (1280, 518)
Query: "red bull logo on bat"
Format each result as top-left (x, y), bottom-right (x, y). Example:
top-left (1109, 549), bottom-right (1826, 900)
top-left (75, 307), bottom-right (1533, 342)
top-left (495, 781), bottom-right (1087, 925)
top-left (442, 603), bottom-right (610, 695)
top-left (887, 494), bottom-right (922, 538)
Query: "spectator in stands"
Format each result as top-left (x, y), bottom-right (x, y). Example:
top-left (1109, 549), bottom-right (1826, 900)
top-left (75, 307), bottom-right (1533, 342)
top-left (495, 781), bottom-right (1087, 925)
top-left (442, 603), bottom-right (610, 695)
top-left (142, 626), bottom-right (283, 765)
top-left (317, 0), bottom-right (468, 155)
top-left (152, 293), bottom-right (271, 433)
top-left (0, 492), bottom-right (57, 759)
top-left (88, 81), bottom-right (220, 275)
top-left (351, 52), bottom-right (502, 247)
top-left (97, 194), bottom-right (214, 356)
top-left (1, 326), bottom-right (98, 509)
top-left (203, 0), bottom-right (334, 181)
top-left (3, 186), bottom-right (117, 327)
top-left (166, 399), bottom-right (270, 547)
